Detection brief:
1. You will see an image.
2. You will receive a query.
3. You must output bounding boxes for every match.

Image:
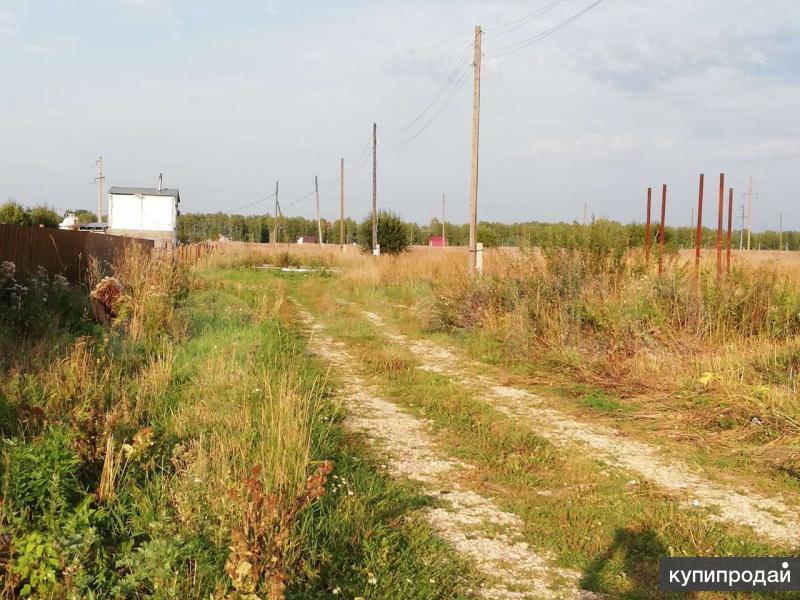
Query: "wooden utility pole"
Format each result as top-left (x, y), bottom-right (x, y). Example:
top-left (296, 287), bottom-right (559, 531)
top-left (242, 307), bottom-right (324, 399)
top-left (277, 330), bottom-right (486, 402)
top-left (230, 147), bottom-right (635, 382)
top-left (716, 173), bottom-right (724, 276)
top-left (695, 173), bottom-right (704, 272)
top-left (658, 184), bottom-right (667, 274)
top-left (726, 187), bottom-right (733, 273)
top-left (442, 193), bottom-right (446, 246)
top-left (468, 25), bottom-right (482, 273)
top-left (340, 157), bottom-right (345, 249)
top-left (315, 175), bottom-right (323, 245)
top-left (273, 180), bottom-right (279, 245)
top-left (372, 122), bottom-right (378, 254)
top-left (746, 176), bottom-right (753, 250)
top-left (95, 156), bottom-right (105, 223)
top-left (645, 187), bottom-right (652, 265)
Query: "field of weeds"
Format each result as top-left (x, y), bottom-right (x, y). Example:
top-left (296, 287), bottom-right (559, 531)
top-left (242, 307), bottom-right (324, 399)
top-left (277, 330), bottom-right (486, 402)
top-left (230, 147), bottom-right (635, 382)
top-left (3, 237), bottom-right (799, 598)
top-left (0, 247), bottom-right (477, 598)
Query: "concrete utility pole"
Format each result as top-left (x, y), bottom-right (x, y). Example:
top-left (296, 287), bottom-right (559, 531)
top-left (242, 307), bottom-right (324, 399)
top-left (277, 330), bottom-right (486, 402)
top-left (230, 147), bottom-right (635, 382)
top-left (372, 122), bottom-right (378, 254)
top-left (340, 157), bottom-right (345, 249)
top-left (273, 180), bottom-right (279, 245)
top-left (746, 176), bottom-right (754, 250)
top-left (695, 173), bottom-right (704, 271)
top-left (468, 25), bottom-right (482, 273)
top-left (442, 193), bottom-right (446, 246)
top-left (314, 175), bottom-right (323, 245)
top-left (95, 156), bottom-right (105, 224)
top-left (779, 212), bottom-right (783, 250)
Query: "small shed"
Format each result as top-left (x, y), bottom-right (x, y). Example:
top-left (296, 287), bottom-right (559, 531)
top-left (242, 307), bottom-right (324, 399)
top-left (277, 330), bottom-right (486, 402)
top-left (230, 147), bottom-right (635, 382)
top-left (429, 235), bottom-right (447, 247)
top-left (297, 235), bottom-right (316, 244)
top-left (107, 175), bottom-right (180, 247)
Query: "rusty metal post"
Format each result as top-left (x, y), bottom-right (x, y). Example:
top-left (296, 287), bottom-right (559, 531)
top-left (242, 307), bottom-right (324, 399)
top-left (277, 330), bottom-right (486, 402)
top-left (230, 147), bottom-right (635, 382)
top-left (726, 187), bottom-right (733, 273)
top-left (658, 184), bottom-right (667, 274)
top-left (695, 173), bottom-right (704, 273)
top-left (716, 173), bottom-right (724, 276)
top-left (645, 187), bottom-right (652, 265)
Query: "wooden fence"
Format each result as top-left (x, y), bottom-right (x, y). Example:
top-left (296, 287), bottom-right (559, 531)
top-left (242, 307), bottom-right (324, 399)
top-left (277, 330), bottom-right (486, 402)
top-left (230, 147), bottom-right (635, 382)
top-left (0, 224), bottom-right (154, 283)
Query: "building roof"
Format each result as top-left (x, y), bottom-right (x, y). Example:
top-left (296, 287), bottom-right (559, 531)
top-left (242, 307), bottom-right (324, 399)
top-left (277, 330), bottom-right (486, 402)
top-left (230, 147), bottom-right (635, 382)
top-left (109, 186), bottom-right (180, 200)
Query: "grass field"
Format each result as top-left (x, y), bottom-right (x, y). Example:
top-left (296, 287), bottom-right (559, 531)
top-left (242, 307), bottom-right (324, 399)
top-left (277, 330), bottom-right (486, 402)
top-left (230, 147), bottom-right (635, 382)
top-left (2, 241), bottom-right (799, 598)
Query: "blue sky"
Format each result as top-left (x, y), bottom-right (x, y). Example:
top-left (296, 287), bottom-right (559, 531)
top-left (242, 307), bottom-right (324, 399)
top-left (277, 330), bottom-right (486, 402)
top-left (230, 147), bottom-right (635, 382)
top-left (1, 0), bottom-right (799, 230)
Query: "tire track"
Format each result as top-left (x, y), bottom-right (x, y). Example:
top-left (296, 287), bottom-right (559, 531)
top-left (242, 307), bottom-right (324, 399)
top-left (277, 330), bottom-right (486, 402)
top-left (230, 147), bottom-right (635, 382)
top-left (362, 311), bottom-right (800, 549)
top-left (297, 309), bottom-right (597, 599)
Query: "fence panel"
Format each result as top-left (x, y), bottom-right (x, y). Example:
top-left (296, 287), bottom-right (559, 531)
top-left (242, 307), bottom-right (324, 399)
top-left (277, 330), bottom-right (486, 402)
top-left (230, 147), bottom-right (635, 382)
top-left (0, 224), bottom-right (154, 283)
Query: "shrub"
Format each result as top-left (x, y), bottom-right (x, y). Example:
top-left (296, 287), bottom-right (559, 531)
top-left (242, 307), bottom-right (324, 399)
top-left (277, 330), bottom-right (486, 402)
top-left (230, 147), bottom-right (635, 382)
top-left (357, 210), bottom-right (409, 255)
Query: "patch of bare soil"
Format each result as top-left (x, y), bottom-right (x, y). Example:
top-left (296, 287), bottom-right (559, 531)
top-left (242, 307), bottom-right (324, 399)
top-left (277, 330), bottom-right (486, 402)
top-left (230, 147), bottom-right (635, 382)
top-left (298, 310), bottom-right (596, 599)
top-left (362, 311), bottom-right (800, 548)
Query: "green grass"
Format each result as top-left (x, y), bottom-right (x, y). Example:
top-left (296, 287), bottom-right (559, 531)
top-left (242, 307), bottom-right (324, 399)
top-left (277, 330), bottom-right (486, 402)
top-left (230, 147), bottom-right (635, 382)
top-left (292, 274), bottom-right (799, 598)
top-left (0, 262), bottom-right (480, 598)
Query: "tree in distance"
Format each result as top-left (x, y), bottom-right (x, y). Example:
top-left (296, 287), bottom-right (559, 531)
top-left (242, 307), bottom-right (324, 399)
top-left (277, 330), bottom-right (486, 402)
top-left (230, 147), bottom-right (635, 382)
top-left (357, 210), bottom-right (409, 255)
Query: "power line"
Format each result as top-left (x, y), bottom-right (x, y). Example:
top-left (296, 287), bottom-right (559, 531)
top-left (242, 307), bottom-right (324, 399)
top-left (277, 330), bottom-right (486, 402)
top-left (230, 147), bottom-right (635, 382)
top-left (484, 0), bottom-right (569, 37)
top-left (231, 192), bottom-right (276, 213)
top-left (487, 0), bottom-right (608, 58)
top-left (383, 65), bottom-right (472, 151)
top-left (382, 44), bottom-right (473, 138)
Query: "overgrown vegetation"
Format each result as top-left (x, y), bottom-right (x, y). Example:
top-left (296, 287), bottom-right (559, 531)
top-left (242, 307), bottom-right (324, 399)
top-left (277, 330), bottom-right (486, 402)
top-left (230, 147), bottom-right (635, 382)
top-left (0, 248), bottom-right (477, 598)
top-left (357, 210), bottom-right (410, 255)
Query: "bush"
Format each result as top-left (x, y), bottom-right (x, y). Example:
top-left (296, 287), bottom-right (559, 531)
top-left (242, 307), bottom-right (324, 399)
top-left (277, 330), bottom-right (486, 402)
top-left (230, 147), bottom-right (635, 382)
top-left (357, 210), bottom-right (409, 255)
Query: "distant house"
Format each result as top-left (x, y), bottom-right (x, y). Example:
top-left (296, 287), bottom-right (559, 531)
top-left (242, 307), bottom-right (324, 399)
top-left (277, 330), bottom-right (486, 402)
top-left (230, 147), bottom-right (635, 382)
top-left (107, 175), bottom-right (180, 246)
top-left (429, 235), bottom-right (447, 247)
top-left (297, 235), bottom-right (316, 244)
top-left (59, 214), bottom-right (77, 230)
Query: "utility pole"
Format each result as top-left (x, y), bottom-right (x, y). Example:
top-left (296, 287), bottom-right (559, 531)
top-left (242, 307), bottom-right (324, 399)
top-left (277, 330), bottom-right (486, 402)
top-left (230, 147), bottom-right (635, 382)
top-left (442, 193), bottom-right (446, 246)
top-left (340, 157), bottom-right (345, 249)
top-left (746, 176), bottom-right (753, 250)
top-left (372, 122), bottom-right (378, 254)
top-left (94, 156), bottom-right (105, 224)
top-left (583, 202), bottom-right (588, 226)
top-left (315, 175), bottom-right (323, 245)
top-left (468, 25), bottom-right (482, 273)
top-left (273, 180), bottom-right (279, 245)
top-left (739, 204), bottom-right (745, 251)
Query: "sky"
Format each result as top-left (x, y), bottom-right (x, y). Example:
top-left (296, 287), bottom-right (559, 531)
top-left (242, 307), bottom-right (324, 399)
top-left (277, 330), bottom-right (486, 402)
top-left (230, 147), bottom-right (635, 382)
top-left (1, 0), bottom-right (799, 231)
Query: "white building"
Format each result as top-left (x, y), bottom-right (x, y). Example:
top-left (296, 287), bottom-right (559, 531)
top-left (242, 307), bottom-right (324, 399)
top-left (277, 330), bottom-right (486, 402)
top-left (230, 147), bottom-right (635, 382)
top-left (107, 175), bottom-right (180, 246)
top-left (59, 214), bottom-right (78, 230)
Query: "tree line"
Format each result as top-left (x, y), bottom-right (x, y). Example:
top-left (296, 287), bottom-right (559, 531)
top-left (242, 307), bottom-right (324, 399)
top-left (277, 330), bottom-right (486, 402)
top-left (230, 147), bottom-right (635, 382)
top-left (1, 200), bottom-right (797, 251)
top-left (176, 211), bottom-right (800, 252)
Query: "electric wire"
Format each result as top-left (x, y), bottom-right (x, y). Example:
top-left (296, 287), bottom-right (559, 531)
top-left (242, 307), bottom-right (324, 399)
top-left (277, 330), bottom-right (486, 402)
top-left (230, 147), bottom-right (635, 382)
top-left (487, 0), bottom-right (607, 58)
top-left (483, 0), bottom-right (568, 37)
top-left (231, 191), bottom-right (276, 213)
top-left (383, 65), bottom-right (472, 151)
top-left (381, 43), bottom-right (473, 138)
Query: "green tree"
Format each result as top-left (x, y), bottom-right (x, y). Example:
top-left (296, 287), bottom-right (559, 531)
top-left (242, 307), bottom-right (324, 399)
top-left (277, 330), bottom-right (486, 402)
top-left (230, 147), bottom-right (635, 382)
top-left (69, 209), bottom-right (97, 225)
top-left (357, 210), bottom-right (409, 255)
top-left (0, 201), bottom-right (29, 225)
top-left (28, 206), bottom-right (61, 228)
